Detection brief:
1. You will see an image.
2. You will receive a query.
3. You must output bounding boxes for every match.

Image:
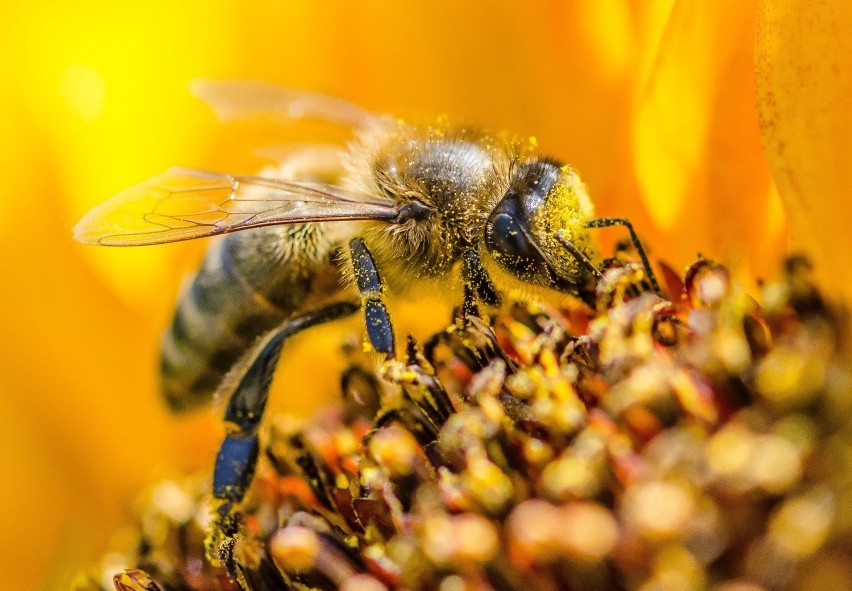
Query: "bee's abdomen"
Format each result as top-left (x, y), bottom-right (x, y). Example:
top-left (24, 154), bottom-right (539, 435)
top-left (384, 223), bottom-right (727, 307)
top-left (160, 226), bottom-right (349, 412)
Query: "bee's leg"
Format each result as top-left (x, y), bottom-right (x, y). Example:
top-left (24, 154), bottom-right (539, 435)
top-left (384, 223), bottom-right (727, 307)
top-left (213, 301), bottom-right (359, 502)
top-left (462, 249), bottom-right (500, 305)
top-left (583, 217), bottom-right (662, 295)
top-left (459, 248), bottom-right (500, 321)
top-left (349, 238), bottom-right (395, 357)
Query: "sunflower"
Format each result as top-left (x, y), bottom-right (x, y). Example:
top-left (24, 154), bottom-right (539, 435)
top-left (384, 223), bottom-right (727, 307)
top-left (1, 2), bottom-right (849, 590)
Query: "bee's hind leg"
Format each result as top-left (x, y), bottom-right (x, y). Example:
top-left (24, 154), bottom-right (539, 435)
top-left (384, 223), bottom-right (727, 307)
top-left (349, 238), bottom-right (396, 357)
top-left (213, 301), bottom-right (360, 504)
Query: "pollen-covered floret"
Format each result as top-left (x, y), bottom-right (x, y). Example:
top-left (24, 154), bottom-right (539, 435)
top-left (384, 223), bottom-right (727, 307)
top-left (77, 253), bottom-right (852, 591)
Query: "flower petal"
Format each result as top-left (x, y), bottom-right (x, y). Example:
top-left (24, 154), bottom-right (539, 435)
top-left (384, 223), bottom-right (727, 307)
top-left (634, 0), bottom-right (785, 279)
top-left (756, 1), bottom-right (852, 296)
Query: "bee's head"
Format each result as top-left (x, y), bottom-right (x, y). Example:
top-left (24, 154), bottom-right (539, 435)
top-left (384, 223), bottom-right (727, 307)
top-left (484, 158), bottom-right (598, 292)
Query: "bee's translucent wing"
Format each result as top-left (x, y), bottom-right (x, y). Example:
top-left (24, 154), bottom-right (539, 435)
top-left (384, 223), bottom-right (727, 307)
top-left (74, 168), bottom-right (399, 246)
top-left (190, 79), bottom-right (387, 130)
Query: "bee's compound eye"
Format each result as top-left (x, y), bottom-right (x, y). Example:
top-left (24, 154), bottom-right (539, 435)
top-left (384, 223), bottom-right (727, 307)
top-left (488, 212), bottom-right (537, 260)
top-left (485, 185), bottom-right (553, 285)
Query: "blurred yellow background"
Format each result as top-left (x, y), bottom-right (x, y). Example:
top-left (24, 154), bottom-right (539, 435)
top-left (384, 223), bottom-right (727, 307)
top-left (2, 1), bottom-right (850, 589)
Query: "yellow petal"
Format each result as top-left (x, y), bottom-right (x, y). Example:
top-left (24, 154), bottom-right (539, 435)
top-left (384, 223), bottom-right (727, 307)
top-left (756, 1), bottom-right (852, 296)
top-left (634, 0), bottom-right (786, 279)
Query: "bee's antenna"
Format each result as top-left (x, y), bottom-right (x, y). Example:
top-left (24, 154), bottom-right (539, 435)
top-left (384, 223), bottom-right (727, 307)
top-left (555, 231), bottom-right (603, 280)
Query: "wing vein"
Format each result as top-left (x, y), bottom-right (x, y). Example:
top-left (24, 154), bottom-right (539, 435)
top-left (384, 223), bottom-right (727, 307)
top-left (74, 168), bottom-right (400, 246)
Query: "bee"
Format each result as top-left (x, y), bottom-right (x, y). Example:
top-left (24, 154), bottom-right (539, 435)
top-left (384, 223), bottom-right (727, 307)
top-left (74, 81), bottom-right (658, 504)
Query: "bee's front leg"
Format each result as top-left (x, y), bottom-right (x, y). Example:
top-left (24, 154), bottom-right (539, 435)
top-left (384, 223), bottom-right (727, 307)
top-left (459, 248), bottom-right (500, 321)
top-left (349, 238), bottom-right (396, 357)
top-left (582, 217), bottom-right (661, 295)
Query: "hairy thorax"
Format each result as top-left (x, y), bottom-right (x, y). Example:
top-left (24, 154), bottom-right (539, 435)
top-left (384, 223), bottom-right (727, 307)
top-left (349, 124), bottom-right (511, 294)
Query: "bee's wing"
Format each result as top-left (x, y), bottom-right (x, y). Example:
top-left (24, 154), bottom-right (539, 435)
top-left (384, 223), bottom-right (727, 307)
top-left (190, 79), bottom-right (388, 130)
top-left (73, 167), bottom-right (399, 246)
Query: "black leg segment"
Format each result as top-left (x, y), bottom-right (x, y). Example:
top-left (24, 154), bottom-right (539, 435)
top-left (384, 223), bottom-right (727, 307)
top-left (213, 433), bottom-right (260, 501)
top-left (461, 249), bottom-right (500, 306)
top-left (213, 301), bottom-right (359, 502)
top-left (350, 237), bottom-right (382, 294)
top-left (364, 299), bottom-right (394, 354)
top-left (583, 217), bottom-right (661, 295)
top-left (223, 327), bottom-right (288, 433)
top-left (349, 238), bottom-right (395, 356)
top-left (459, 282), bottom-right (479, 323)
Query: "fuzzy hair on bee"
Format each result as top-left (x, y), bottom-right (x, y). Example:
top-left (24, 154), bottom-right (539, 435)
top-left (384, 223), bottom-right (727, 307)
top-left (74, 80), bottom-right (658, 509)
top-left (343, 125), bottom-right (510, 294)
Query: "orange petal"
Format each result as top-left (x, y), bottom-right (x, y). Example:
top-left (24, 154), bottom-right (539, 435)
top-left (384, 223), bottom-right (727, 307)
top-left (756, 1), bottom-right (852, 297)
top-left (634, 0), bottom-right (785, 280)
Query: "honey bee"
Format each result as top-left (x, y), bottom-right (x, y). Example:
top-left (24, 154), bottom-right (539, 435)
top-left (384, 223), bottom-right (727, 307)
top-left (74, 81), bottom-right (658, 504)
